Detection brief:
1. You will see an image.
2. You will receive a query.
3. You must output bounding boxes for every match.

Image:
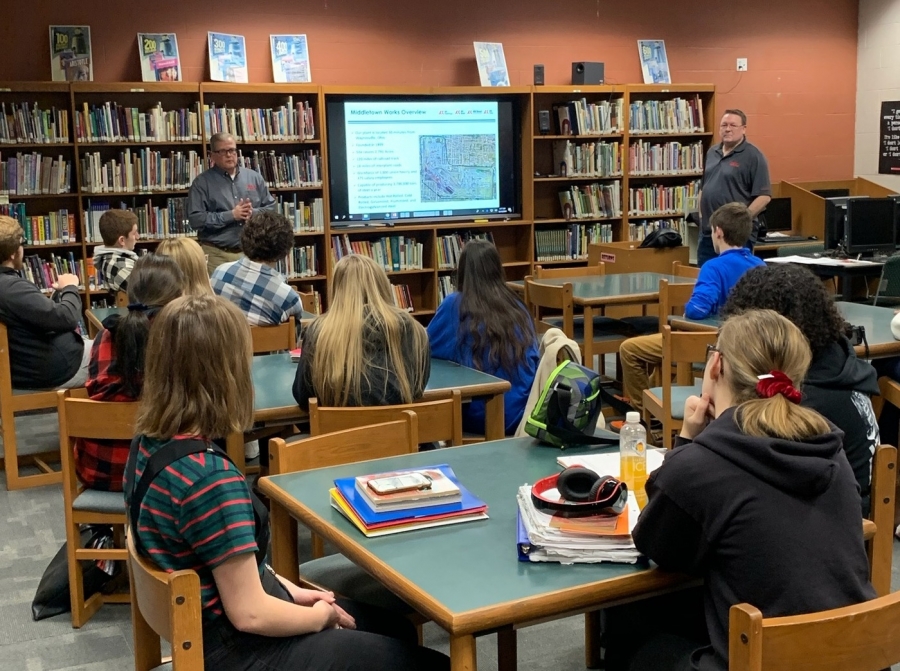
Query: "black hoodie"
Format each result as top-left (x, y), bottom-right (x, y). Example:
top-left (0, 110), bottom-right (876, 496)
top-left (802, 337), bottom-right (880, 507)
top-left (632, 408), bottom-right (875, 671)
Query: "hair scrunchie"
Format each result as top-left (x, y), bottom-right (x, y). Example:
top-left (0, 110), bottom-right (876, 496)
top-left (127, 302), bottom-right (148, 312)
top-left (756, 371), bottom-right (802, 404)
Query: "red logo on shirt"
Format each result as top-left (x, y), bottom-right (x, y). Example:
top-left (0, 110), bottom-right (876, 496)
top-left (246, 183), bottom-right (257, 190)
top-left (729, 161), bottom-right (740, 168)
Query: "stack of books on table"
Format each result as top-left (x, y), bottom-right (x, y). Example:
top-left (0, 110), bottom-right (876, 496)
top-left (329, 464), bottom-right (488, 538)
top-left (516, 451), bottom-right (664, 565)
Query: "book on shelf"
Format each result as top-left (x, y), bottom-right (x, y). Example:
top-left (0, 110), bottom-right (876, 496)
top-left (270, 35), bottom-right (312, 83)
top-left (552, 99), bottom-right (623, 136)
top-left (0, 103), bottom-right (70, 144)
top-left (75, 102), bottom-right (201, 143)
top-left (22, 252), bottom-right (86, 291)
top-left (236, 149), bottom-right (322, 188)
top-left (628, 180), bottom-right (701, 216)
top-left (207, 32), bottom-right (248, 84)
top-left (535, 223), bottom-right (613, 261)
top-left (79, 149), bottom-right (202, 193)
top-left (390, 283), bottom-right (415, 312)
top-left (1, 203), bottom-right (76, 245)
top-left (275, 244), bottom-right (319, 278)
top-left (331, 464), bottom-right (488, 537)
top-left (629, 218), bottom-right (688, 242)
top-left (276, 194), bottom-right (324, 233)
top-left (49, 26), bottom-right (93, 82)
top-left (84, 198), bottom-right (193, 242)
top-left (331, 234), bottom-right (423, 272)
top-left (203, 98), bottom-right (316, 141)
top-left (628, 95), bottom-right (705, 134)
top-left (438, 275), bottom-right (456, 303)
top-left (436, 231), bottom-right (494, 269)
top-left (628, 139), bottom-right (704, 176)
top-left (137, 33), bottom-right (182, 82)
top-left (552, 140), bottom-right (621, 178)
top-left (0, 152), bottom-right (71, 195)
top-left (558, 182), bottom-right (622, 220)
top-left (355, 467), bottom-right (462, 512)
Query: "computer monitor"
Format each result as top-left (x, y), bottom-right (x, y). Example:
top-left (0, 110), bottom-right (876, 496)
top-left (845, 197), bottom-right (896, 256)
top-left (761, 197), bottom-right (792, 232)
top-left (823, 196), bottom-right (850, 252)
top-left (813, 188), bottom-right (851, 199)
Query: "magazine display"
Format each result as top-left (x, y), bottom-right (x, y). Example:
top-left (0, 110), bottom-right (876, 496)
top-left (270, 35), bottom-right (312, 83)
top-left (474, 42), bottom-right (510, 87)
top-left (138, 33), bottom-right (182, 82)
top-left (208, 32), bottom-right (248, 83)
top-left (49, 26), bottom-right (93, 82)
top-left (637, 40), bottom-right (671, 84)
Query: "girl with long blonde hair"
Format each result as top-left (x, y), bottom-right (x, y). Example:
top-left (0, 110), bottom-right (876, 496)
top-left (156, 237), bottom-right (213, 296)
top-left (292, 254), bottom-right (430, 408)
top-left (605, 309), bottom-right (875, 671)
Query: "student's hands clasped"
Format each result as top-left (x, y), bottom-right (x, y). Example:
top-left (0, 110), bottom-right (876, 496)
top-left (680, 392), bottom-right (714, 441)
top-left (232, 198), bottom-right (253, 221)
top-left (287, 584), bottom-right (357, 630)
top-left (52, 273), bottom-right (81, 290)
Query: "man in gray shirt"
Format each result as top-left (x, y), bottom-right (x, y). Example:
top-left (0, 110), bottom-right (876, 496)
top-left (188, 132), bottom-right (276, 274)
top-left (697, 109), bottom-right (771, 266)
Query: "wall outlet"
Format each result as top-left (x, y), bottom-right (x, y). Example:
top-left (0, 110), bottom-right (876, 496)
top-left (736, 58), bottom-right (748, 72)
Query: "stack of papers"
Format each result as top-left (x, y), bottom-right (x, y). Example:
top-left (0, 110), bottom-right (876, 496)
top-left (330, 464), bottom-right (488, 538)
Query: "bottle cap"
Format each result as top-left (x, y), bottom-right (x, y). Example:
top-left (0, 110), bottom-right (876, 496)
top-left (626, 411), bottom-right (640, 424)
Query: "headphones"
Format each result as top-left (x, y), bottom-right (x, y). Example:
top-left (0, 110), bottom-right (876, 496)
top-left (530, 467), bottom-right (628, 516)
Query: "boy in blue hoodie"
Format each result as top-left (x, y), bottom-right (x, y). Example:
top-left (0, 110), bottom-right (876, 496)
top-left (619, 202), bottom-right (764, 415)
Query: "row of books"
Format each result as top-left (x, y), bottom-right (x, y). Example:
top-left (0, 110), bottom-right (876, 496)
top-left (628, 139), bottom-right (704, 176)
top-left (438, 275), bottom-right (456, 302)
top-left (331, 234), bottom-right (424, 271)
top-left (436, 231), bottom-right (494, 269)
top-left (628, 218), bottom-right (689, 242)
top-left (236, 149), bottom-right (322, 188)
top-left (0, 103), bottom-right (70, 144)
top-left (628, 96), bottom-right (705, 134)
top-left (330, 465), bottom-right (487, 538)
top-left (274, 244), bottom-right (320, 278)
top-left (79, 149), bottom-right (202, 193)
top-left (276, 194), bottom-right (325, 233)
top-left (553, 98), bottom-right (623, 136)
top-left (84, 198), bottom-right (193, 243)
top-left (391, 283), bottom-right (415, 312)
top-left (22, 253), bottom-right (86, 292)
top-left (0, 203), bottom-right (77, 245)
top-left (203, 99), bottom-right (316, 141)
top-left (627, 180), bottom-right (701, 216)
top-left (535, 223), bottom-right (614, 262)
top-left (552, 140), bottom-right (621, 178)
top-left (74, 102), bottom-right (202, 143)
top-left (0, 152), bottom-right (71, 194)
top-left (559, 182), bottom-right (622, 220)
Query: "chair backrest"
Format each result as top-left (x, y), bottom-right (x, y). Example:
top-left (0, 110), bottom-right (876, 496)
top-left (250, 316), bottom-right (296, 353)
top-left (728, 591), bottom-right (900, 671)
top-left (115, 290), bottom-right (129, 308)
top-left (57, 389), bottom-right (139, 505)
top-left (269, 414), bottom-right (419, 475)
top-left (127, 533), bottom-right (204, 671)
top-left (777, 242), bottom-right (823, 257)
top-left (296, 289), bottom-right (319, 315)
top-left (657, 279), bottom-right (698, 330)
top-left (672, 260), bottom-right (700, 279)
top-left (0, 321), bottom-right (14, 401)
top-left (309, 389), bottom-right (463, 446)
top-left (866, 444), bottom-right (897, 596)
top-left (874, 255), bottom-right (900, 306)
top-left (524, 278), bottom-right (574, 336)
top-left (661, 325), bottom-right (717, 390)
top-left (534, 263), bottom-right (605, 279)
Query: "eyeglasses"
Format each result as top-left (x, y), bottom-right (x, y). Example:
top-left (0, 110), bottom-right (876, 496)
top-left (706, 343), bottom-right (721, 361)
top-left (212, 148), bottom-right (238, 156)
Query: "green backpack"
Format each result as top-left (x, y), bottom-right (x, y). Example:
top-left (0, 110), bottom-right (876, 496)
top-left (525, 360), bottom-right (619, 448)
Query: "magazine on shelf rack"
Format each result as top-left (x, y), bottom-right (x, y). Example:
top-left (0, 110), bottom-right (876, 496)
top-left (137, 33), bottom-right (182, 82)
top-left (474, 42), bottom-right (510, 87)
top-left (270, 35), bottom-right (312, 83)
top-left (49, 26), bottom-right (93, 82)
top-left (208, 32), bottom-right (248, 83)
top-left (637, 40), bottom-right (671, 84)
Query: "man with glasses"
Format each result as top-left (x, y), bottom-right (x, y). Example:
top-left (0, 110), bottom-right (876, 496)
top-left (697, 109), bottom-right (771, 266)
top-left (188, 132), bottom-right (276, 274)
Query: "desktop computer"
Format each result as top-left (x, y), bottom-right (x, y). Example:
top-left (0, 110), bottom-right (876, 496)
top-left (760, 197), bottom-right (792, 233)
top-left (823, 196), bottom-right (851, 253)
top-left (845, 197), bottom-right (896, 257)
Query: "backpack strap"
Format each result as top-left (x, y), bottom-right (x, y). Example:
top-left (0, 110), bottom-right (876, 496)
top-left (547, 385), bottom-right (619, 447)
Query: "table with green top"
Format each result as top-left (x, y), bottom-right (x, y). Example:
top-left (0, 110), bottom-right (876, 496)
top-left (259, 437), bottom-right (690, 671)
top-left (511, 272), bottom-right (696, 364)
top-left (668, 301), bottom-right (900, 359)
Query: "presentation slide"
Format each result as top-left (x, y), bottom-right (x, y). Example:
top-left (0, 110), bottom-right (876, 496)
top-left (344, 101), bottom-right (501, 220)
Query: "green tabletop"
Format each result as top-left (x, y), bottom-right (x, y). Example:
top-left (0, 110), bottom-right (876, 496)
top-left (512, 272), bottom-right (695, 305)
top-left (263, 436), bottom-right (681, 623)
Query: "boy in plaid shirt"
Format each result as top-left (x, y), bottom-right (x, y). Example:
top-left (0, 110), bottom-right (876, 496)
top-left (92, 210), bottom-right (139, 292)
top-left (211, 210), bottom-right (303, 326)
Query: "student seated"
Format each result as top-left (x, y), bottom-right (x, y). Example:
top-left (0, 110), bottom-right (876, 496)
top-left (722, 263), bottom-right (880, 513)
top-left (211, 210), bottom-right (304, 326)
top-left (0, 215), bottom-right (90, 389)
top-left (76, 255), bottom-right (184, 491)
top-left (619, 202), bottom-right (764, 414)
top-left (293, 254), bottom-right (429, 409)
top-left (605, 309), bottom-right (875, 671)
top-left (92, 209), bottom-right (139, 292)
top-left (156, 237), bottom-right (213, 296)
top-left (125, 294), bottom-right (448, 671)
top-left (427, 239), bottom-right (539, 434)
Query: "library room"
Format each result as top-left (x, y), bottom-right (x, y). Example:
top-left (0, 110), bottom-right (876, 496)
top-left (3, 0), bottom-right (900, 670)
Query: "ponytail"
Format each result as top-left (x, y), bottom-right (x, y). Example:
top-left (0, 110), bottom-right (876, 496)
top-left (735, 396), bottom-right (830, 442)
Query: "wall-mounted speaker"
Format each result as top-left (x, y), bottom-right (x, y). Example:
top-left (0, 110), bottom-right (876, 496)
top-left (534, 64), bottom-right (545, 86)
top-left (572, 62), bottom-right (605, 85)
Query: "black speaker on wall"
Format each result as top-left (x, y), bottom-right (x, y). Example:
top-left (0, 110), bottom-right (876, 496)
top-left (534, 64), bottom-right (545, 86)
top-left (572, 61), bottom-right (605, 85)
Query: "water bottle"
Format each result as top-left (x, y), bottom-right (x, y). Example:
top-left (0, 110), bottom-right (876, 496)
top-left (620, 411), bottom-right (648, 509)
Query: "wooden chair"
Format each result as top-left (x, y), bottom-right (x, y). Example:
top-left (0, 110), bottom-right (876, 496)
top-left (642, 326), bottom-right (718, 448)
top-left (871, 376), bottom-right (900, 529)
top-left (862, 444), bottom-right (897, 597)
top-left (656, 278), bottom-right (697, 331)
top-left (58, 388), bottom-right (135, 627)
top-left (0, 322), bottom-right (62, 490)
top-left (296, 289), bottom-right (320, 315)
top-left (309, 390), bottom-right (463, 446)
top-left (728, 589), bottom-right (900, 671)
top-left (127, 533), bottom-right (204, 671)
top-left (250, 316), bottom-right (296, 354)
top-left (114, 290), bottom-right (129, 308)
top-left (672, 260), bottom-right (701, 279)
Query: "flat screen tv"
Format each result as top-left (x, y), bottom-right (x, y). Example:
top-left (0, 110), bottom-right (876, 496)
top-left (326, 95), bottom-right (521, 225)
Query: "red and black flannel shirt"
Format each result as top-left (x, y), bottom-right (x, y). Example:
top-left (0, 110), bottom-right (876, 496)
top-left (75, 328), bottom-right (139, 492)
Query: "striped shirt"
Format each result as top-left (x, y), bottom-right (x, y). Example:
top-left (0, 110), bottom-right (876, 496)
top-left (124, 435), bottom-right (261, 622)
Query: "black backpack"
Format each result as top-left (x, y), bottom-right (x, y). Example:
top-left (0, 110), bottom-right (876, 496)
top-left (639, 228), bottom-right (682, 248)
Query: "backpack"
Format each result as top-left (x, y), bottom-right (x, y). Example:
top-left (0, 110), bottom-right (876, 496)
top-left (525, 360), bottom-right (619, 448)
top-left (639, 228), bottom-right (682, 248)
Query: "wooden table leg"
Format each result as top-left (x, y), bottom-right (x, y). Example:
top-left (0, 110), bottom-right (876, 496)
top-left (483, 394), bottom-right (506, 441)
top-left (269, 500), bottom-right (300, 584)
top-left (584, 610), bottom-right (603, 669)
top-left (582, 306), bottom-right (596, 371)
top-left (450, 634), bottom-right (477, 671)
top-left (497, 627), bottom-right (516, 671)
